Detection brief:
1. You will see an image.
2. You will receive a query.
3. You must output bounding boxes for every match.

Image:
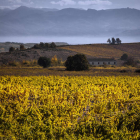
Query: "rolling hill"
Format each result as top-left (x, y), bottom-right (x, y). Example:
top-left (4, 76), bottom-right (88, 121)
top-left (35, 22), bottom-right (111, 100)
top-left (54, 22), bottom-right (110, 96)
top-left (0, 43), bottom-right (140, 66)
top-left (59, 43), bottom-right (140, 59)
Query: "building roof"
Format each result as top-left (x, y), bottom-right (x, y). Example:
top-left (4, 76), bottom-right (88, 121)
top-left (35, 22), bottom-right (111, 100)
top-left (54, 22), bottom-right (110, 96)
top-left (88, 58), bottom-right (116, 61)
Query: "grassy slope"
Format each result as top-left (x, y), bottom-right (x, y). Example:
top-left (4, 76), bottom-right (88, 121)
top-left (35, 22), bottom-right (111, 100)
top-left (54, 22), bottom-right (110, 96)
top-left (59, 43), bottom-right (140, 59)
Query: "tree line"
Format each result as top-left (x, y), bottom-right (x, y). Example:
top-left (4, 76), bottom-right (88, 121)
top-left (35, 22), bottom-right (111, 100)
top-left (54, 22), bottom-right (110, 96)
top-left (33, 42), bottom-right (56, 49)
top-left (107, 38), bottom-right (121, 44)
top-left (9, 42), bottom-right (57, 52)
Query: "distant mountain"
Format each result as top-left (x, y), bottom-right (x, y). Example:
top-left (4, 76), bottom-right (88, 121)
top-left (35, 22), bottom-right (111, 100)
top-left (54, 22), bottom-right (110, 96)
top-left (116, 29), bottom-right (140, 36)
top-left (0, 6), bottom-right (140, 37)
top-left (40, 8), bottom-right (58, 12)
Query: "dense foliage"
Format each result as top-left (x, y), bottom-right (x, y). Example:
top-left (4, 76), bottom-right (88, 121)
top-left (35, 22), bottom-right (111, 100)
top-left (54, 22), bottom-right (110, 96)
top-left (33, 42), bottom-right (56, 49)
top-left (65, 54), bottom-right (89, 71)
top-left (20, 44), bottom-right (25, 50)
top-left (9, 47), bottom-right (15, 52)
top-left (50, 42), bottom-right (57, 48)
top-left (121, 53), bottom-right (128, 60)
top-left (38, 57), bottom-right (51, 68)
top-left (124, 57), bottom-right (137, 67)
top-left (107, 38), bottom-right (121, 44)
top-left (0, 76), bottom-right (140, 139)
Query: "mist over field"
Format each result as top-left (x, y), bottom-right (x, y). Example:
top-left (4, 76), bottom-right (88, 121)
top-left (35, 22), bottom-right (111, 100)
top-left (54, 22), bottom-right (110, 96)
top-left (1, 36), bottom-right (140, 44)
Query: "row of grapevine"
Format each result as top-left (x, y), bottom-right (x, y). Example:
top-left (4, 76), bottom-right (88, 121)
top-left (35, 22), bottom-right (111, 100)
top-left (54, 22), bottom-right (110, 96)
top-left (0, 76), bottom-right (140, 139)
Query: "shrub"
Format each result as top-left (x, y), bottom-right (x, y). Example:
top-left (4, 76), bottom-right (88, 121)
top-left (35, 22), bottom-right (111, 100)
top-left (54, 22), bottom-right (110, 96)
top-left (20, 44), bottom-right (25, 50)
top-left (120, 69), bottom-right (132, 73)
top-left (120, 70), bottom-right (127, 73)
top-left (22, 60), bottom-right (30, 65)
top-left (65, 56), bottom-right (74, 70)
top-left (65, 54), bottom-right (89, 71)
top-left (40, 42), bottom-right (44, 48)
top-left (103, 62), bottom-right (107, 68)
top-left (121, 54), bottom-right (128, 60)
top-left (38, 57), bottom-right (51, 68)
top-left (135, 69), bottom-right (140, 73)
top-left (9, 47), bottom-right (15, 52)
top-left (111, 65), bottom-right (116, 68)
top-left (30, 60), bottom-right (38, 65)
top-left (124, 57), bottom-right (137, 67)
top-left (8, 61), bottom-right (19, 66)
top-left (33, 44), bottom-right (40, 49)
top-left (50, 42), bottom-right (56, 48)
top-left (44, 43), bottom-right (50, 48)
top-left (51, 55), bottom-right (58, 66)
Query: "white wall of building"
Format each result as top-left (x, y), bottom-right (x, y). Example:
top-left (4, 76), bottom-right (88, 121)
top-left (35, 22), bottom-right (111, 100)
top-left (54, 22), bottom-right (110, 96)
top-left (89, 61), bottom-right (117, 66)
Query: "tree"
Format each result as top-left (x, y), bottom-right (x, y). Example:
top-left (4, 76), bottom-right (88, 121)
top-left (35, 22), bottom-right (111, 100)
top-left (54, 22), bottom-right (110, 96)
top-left (44, 43), bottom-right (50, 48)
top-left (108, 37), bottom-right (122, 45)
top-left (65, 56), bottom-right (74, 71)
top-left (9, 47), bottom-right (15, 52)
top-left (65, 54), bottom-right (89, 71)
top-left (107, 38), bottom-right (111, 44)
top-left (33, 44), bottom-right (40, 49)
top-left (38, 57), bottom-right (51, 68)
top-left (51, 55), bottom-right (58, 66)
top-left (50, 42), bottom-right (56, 48)
top-left (40, 42), bottom-right (44, 48)
top-left (112, 37), bottom-right (116, 45)
top-left (121, 54), bottom-right (128, 60)
top-left (116, 38), bottom-right (121, 44)
top-left (20, 44), bottom-right (25, 50)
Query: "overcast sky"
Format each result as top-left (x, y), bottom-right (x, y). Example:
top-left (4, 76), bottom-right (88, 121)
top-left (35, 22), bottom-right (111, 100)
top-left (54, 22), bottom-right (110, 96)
top-left (0, 0), bottom-right (140, 10)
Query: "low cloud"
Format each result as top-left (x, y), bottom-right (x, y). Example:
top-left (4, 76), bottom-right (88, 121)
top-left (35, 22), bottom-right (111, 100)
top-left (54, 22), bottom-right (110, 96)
top-left (51, 0), bottom-right (76, 6)
top-left (51, 0), bottom-right (112, 7)
top-left (8, 0), bottom-right (33, 5)
top-left (78, 0), bottom-right (112, 6)
top-left (0, 5), bottom-right (21, 9)
top-left (8, 0), bottom-right (22, 3)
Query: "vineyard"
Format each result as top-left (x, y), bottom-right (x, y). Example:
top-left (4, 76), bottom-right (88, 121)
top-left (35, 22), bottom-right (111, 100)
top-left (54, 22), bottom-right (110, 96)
top-left (0, 76), bottom-right (140, 139)
top-left (59, 43), bottom-right (140, 59)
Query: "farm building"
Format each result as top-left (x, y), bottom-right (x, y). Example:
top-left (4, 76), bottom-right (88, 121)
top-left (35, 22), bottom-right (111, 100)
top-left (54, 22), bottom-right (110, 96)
top-left (88, 58), bottom-right (117, 66)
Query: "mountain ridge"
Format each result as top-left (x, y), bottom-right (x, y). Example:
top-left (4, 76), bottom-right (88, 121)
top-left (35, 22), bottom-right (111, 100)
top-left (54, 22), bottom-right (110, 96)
top-left (0, 6), bottom-right (140, 36)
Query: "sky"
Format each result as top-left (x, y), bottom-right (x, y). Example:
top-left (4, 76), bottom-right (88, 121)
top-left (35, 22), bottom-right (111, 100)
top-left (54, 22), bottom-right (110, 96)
top-left (0, 0), bottom-right (140, 10)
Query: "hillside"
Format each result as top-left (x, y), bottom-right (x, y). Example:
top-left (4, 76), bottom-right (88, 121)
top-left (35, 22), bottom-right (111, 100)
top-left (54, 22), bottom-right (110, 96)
top-left (59, 43), bottom-right (140, 59)
top-left (0, 42), bottom-right (68, 52)
top-left (0, 48), bottom-right (77, 65)
top-left (0, 43), bottom-right (140, 66)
